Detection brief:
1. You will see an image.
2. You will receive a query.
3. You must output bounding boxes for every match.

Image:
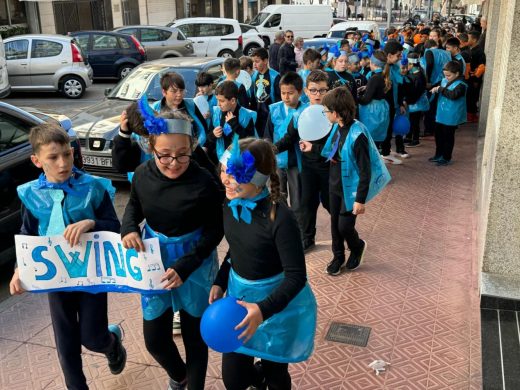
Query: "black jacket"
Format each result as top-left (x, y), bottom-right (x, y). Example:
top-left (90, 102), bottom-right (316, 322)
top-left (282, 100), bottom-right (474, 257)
top-left (278, 43), bottom-right (298, 75)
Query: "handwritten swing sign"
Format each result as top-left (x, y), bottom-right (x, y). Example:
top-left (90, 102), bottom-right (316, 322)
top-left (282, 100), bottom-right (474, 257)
top-left (15, 231), bottom-right (166, 294)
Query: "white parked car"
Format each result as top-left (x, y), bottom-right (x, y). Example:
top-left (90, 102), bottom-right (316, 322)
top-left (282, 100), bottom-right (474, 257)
top-left (0, 35), bottom-right (10, 98)
top-left (240, 24), bottom-right (267, 56)
top-left (327, 21), bottom-right (381, 41)
top-left (169, 17), bottom-right (243, 58)
top-left (4, 34), bottom-right (93, 98)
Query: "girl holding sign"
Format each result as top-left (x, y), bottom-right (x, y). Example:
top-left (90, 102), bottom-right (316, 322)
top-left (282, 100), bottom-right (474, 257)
top-left (121, 97), bottom-right (224, 390)
top-left (210, 137), bottom-right (317, 390)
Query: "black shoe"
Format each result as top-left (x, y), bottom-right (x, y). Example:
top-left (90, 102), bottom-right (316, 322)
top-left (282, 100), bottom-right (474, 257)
top-left (326, 257), bottom-right (345, 276)
top-left (303, 239), bottom-right (316, 253)
top-left (407, 140), bottom-right (421, 147)
top-left (346, 240), bottom-right (367, 270)
top-left (107, 324), bottom-right (126, 375)
top-left (428, 155), bottom-right (442, 162)
top-left (403, 137), bottom-right (412, 144)
top-left (248, 361), bottom-right (267, 390)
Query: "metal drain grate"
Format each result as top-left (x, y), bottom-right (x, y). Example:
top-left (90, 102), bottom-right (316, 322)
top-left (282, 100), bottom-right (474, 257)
top-left (325, 322), bottom-right (371, 347)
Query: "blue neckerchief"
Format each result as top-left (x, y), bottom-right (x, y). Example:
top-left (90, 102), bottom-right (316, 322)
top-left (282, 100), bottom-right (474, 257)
top-left (223, 122), bottom-right (233, 136)
top-left (326, 126), bottom-right (341, 162)
top-left (350, 71), bottom-right (361, 78)
top-left (228, 188), bottom-right (270, 224)
top-left (366, 68), bottom-right (383, 80)
top-left (37, 167), bottom-right (86, 197)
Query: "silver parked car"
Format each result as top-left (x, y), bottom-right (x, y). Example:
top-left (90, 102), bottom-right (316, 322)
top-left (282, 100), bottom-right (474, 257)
top-left (114, 25), bottom-right (194, 60)
top-left (3, 34), bottom-right (93, 99)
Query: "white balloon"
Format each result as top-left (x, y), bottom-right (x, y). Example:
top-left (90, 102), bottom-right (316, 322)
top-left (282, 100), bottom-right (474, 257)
top-left (193, 95), bottom-right (210, 116)
top-left (298, 105), bottom-right (332, 141)
top-left (237, 70), bottom-right (252, 91)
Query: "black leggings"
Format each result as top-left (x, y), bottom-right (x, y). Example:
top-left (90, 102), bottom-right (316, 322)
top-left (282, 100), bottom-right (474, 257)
top-left (434, 123), bottom-right (457, 161)
top-left (330, 192), bottom-right (363, 260)
top-left (222, 352), bottom-right (291, 390)
top-left (143, 309), bottom-right (208, 390)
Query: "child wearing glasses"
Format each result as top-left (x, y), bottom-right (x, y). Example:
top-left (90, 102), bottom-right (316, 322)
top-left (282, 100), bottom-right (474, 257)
top-left (277, 70), bottom-right (331, 252)
top-left (121, 99), bottom-right (224, 390)
top-left (206, 81), bottom-right (258, 165)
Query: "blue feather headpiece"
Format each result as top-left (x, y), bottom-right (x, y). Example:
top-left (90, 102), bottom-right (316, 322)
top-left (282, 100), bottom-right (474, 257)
top-left (220, 135), bottom-right (269, 186)
top-left (137, 95), bottom-right (192, 136)
top-left (320, 43), bottom-right (330, 56)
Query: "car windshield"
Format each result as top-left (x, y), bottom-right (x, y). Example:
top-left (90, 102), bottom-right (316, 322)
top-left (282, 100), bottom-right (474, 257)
top-left (107, 67), bottom-right (199, 101)
top-left (250, 12), bottom-right (269, 26)
top-left (327, 30), bottom-right (345, 39)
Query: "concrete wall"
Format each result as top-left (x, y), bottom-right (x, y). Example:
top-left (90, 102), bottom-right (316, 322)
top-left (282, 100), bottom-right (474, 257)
top-left (478, 0), bottom-right (520, 289)
top-left (37, 2), bottom-right (56, 34)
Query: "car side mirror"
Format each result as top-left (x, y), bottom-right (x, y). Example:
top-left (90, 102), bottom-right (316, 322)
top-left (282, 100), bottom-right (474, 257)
top-left (104, 88), bottom-right (112, 96)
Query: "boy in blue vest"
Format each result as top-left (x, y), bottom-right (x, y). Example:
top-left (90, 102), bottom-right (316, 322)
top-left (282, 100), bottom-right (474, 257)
top-left (9, 123), bottom-right (126, 390)
top-left (250, 47), bottom-right (281, 135)
top-left (320, 87), bottom-right (390, 275)
top-left (207, 81), bottom-right (257, 164)
top-left (195, 71), bottom-right (218, 128)
top-left (298, 48), bottom-right (321, 104)
top-left (219, 58), bottom-right (250, 109)
top-left (429, 61), bottom-right (467, 166)
top-left (445, 37), bottom-right (466, 78)
top-left (347, 52), bottom-right (368, 89)
top-left (264, 72), bottom-right (307, 228)
top-left (281, 70), bottom-right (331, 252)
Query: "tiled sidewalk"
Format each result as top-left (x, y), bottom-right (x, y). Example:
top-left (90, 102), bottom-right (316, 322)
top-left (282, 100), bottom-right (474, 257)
top-left (0, 125), bottom-right (481, 389)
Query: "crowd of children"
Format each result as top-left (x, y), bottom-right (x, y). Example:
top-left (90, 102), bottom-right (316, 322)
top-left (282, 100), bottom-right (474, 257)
top-left (8, 17), bottom-right (483, 390)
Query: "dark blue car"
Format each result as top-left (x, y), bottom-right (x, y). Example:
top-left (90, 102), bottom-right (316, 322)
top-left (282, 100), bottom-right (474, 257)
top-left (70, 31), bottom-right (147, 79)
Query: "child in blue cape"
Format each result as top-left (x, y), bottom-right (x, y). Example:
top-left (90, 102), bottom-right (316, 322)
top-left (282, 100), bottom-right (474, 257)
top-left (320, 87), bottom-right (391, 275)
top-left (218, 58), bottom-right (250, 109)
top-left (121, 102), bottom-right (224, 390)
top-left (429, 61), bottom-right (467, 166)
top-left (298, 48), bottom-right (321, 104)
top-left (195, 71), bottom-right (218, 128)
top-left (210, 137), bottom-right (316, 390)
top-left (10, 123), bottom-right (126, 390)
top-left (403, 52), bottom-right (428, 147)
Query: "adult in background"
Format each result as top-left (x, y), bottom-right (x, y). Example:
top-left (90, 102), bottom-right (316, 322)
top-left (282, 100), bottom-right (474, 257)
top-left (278, 30), bottom-right (298, 76)
top-left (269, 31), bottom-right (285, 72)
top-left (337, 0), bottom-right (347, 18)
top-left (294, 37), bottom-right (305, 71)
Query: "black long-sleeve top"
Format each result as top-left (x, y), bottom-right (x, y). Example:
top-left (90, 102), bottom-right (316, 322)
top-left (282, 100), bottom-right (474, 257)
top-left (403, 67), bottom-right (427, 105)
top-left (329, 122), bottom-right (371, 205)
top-left (213, 199), bottom-right (307, 320)
top-left (424, 50), bottom-right (435, 82)
top-left (205, 104), bottom-right (256, 162)
top-left (469, 45), bottom-right (486, 71)
top-left (274, 117), bottom-right (329, 169)
top-left (433, 76), bottom-right (467, 100)
top-left (358, 73), bottom-right (387, 104)
top-left (278, 43), bottom-right (298, 75)
top-left (327, 70), bottom-right (358, 102)
top-left (111, 134), bottom-right (220, 186)
top-left (269, 43), bottom-right (281, 72)
top-left (121, 159), bottom-right (224, 281)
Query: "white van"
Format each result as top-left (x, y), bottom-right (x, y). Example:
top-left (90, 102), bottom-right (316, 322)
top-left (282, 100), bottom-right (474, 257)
top-left (0, 35), bottom-right (11, 98)
top-left (249, 5), bottom-right (333, 46)
top-left (327, 21), bottom-right (381, 41)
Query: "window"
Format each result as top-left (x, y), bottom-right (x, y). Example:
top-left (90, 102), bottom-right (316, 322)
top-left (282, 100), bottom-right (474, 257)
top-left (205, 65), bottom-right (223, 85)
top-left (118, 37), bottom-right (131, 49)
top-left (140, 28), bottom-right (172, 42)
top-left (31, 40), bottom-right (63, 58)
top-left (177, 24), bottom-right (198, 38)
top-left (0, 113), bottom-right (31, 152)
top-left (198, 24), bottom-right (234, 37)
top-left (92, 34), bottom-right (119, 50)
top-left (266, 14), bottom-right (281, 28)
top-left (74, 34), bottom-right (90, 52)
top-left (176, 29), bottom-right (186, 41)
top-left (118, 28), bottom-right (138, 36)
top-left (5, 40), bottom-right (29, 60)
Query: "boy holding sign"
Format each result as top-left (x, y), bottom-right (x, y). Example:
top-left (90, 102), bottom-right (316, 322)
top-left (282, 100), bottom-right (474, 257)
top-left (9, 123), bottom-right (126, 390)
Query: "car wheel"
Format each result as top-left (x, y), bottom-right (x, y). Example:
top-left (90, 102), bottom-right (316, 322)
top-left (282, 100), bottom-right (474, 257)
top-left (245, 44), bottom-right (260, 56)
top-left (118, 64), bottom-right (134, 79)
top-left (60, 76), bottom-right (85, 99)
top-left (218, 49), bottom-right (235, 58)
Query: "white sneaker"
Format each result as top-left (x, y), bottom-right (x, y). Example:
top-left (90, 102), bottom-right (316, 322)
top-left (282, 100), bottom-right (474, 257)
top-left (391, 151), bottom-right (410, 159)
top-left (172, 311), bottom-right (181, 335)
top-left (381, 154), bottom-right (403, 165)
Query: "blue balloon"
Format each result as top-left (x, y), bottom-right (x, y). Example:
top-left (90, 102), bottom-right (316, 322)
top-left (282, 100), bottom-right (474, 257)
top-left (200, 296), bottom-right (247, 353)
top-left (393, 114), bottom-right (411, 136)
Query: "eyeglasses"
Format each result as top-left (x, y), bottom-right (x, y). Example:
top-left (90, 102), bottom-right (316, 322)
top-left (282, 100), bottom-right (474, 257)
top-left (322, 109), bottom-right (332, 114)
top-left (308, 88), bottom-right (329, 95)
top-left (153, 148), bottom-right (191, 165)
top-left (167, 88), bottom-right (185, 95)
top-left (285, 35), bottom-right (294, 38)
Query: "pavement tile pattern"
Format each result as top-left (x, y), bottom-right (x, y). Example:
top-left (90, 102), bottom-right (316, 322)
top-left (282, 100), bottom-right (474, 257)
top-left (0, 126), bottom-right (481, 389)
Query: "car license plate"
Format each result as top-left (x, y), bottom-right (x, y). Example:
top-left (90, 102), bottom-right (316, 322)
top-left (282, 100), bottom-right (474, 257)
top-left (82, 155), bottom-right (112, 167)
